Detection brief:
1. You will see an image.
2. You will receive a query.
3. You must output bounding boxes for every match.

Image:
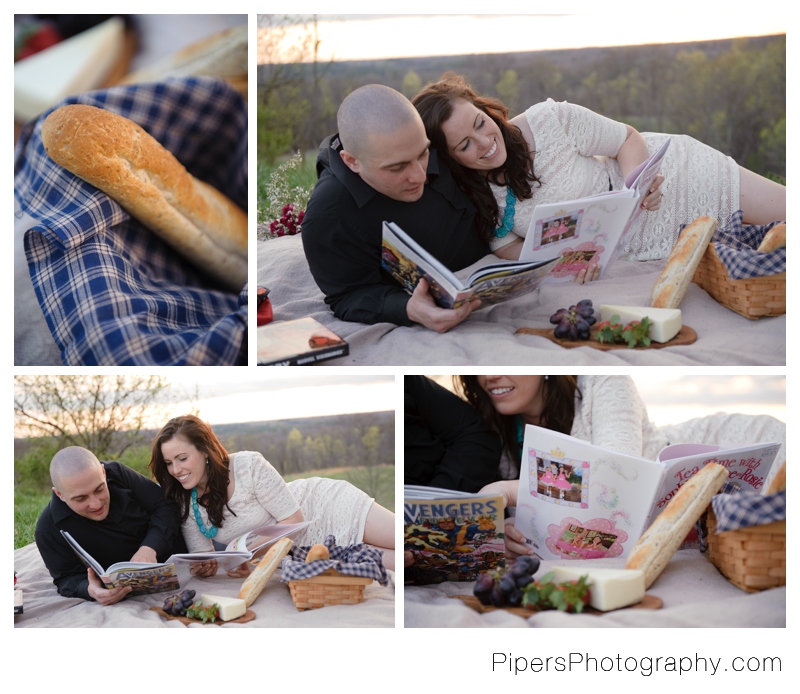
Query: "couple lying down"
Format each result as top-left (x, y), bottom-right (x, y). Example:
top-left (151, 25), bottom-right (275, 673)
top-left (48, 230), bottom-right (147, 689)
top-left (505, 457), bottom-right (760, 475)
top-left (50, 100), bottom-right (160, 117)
top-left (302, 74), bottom-right (785, 333)
top-left (36, 415), bottom-right (395, 604)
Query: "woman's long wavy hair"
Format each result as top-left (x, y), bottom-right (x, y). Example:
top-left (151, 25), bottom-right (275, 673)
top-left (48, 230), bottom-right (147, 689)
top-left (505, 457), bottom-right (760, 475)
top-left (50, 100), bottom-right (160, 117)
top-left (413, 72), bottom-right (541, 242)
top-left (149, 415), bottom-right (235, 527)
top-left (455, 376), bottom-right (581, 465)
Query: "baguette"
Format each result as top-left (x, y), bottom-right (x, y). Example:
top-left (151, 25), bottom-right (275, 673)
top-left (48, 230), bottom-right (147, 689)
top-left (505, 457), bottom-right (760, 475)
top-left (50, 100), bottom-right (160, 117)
top-left (237, 538), bottom-right (294, 607)
top-left (626, 463), bottom-right (728, 588)
top-left (651, 216), bottom-right (717, 309)
top-left (41, 104), bottom-right (247, 291)
top-left (766, 461), bottom-right (786, 494)
top-left (757, 223), bottom-right (786, 252)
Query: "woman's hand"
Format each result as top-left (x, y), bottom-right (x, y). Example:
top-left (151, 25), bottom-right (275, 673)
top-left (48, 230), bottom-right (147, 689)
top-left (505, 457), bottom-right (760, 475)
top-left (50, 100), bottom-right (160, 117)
top-left (640, 174), bottom-right (665, 211)
top-left (226, 561), bottom-right (252, 578)
top-left (574, 264), bottom-right (602, 284)
top-left (190, 560), bottom-right (218, 578)
top-left (503, 519), bottom-right (534, 560)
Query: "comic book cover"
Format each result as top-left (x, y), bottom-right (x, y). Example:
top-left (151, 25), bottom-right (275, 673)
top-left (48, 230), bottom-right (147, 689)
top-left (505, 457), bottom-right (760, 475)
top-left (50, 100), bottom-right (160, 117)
top-left (403, 486), bottom-right (506, 585)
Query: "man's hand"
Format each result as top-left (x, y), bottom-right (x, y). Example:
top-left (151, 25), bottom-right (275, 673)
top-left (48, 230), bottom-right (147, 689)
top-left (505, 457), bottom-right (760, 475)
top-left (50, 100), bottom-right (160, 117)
top-left (130, 546), bottom-right (157, 564)
top-left (87, 568), bottom-right (132, 606)
top-left (406, 278), bottom-right (480, 333)
top-left (479, 480), bottom-right (534, 559)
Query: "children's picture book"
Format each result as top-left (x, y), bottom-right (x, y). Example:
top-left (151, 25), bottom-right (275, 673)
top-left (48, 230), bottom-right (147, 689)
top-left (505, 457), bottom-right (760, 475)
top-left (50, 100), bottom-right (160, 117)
top-left (167, 521), bottom-right (312, 573)
top-left (60, 530), bottom-right (180, 595)
top-left (514, 425), bottom-right (780, 561)
top-left (518, 138), bottom-right (671, 281)
top-left (257, 317), bottom-right (348, 365)
top-left (404, 485), bottom-right (506, 585)
top-left (382, 221), bottom-right (558, 310)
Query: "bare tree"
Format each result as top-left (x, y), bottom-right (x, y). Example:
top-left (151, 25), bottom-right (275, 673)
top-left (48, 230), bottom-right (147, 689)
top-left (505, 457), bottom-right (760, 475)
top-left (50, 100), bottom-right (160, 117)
top-left (14, 375), bottom-right (171, 460)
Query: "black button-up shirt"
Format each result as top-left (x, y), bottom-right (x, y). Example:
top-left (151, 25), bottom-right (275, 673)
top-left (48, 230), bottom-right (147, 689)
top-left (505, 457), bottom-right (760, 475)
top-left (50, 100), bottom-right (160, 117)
top-left (301, 135), bottom-right (489, 326)
top-left (405, 376), bottom-right (502, 492)
top-left (35, 461), bottom-right (186, 600)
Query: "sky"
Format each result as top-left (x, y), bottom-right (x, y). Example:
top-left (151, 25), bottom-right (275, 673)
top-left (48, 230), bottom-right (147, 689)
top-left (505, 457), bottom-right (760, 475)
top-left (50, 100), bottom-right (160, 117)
top-left (427, 374), bottom-right (785, 426)
top-left (257, 12), bottom-right (786, 64)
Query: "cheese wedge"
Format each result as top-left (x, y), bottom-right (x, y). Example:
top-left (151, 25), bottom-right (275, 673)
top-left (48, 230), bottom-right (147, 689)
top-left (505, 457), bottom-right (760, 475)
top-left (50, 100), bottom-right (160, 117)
top-left (600, 305), bottom-right (681, 343)
top-left (200, 594), bottom-right (246, 621)
top-left (549, 566), bottom-right (645, 612)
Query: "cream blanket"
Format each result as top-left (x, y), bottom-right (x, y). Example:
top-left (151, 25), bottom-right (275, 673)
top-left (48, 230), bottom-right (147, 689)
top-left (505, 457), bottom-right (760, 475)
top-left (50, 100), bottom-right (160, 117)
top-left (14, 543), bottom-right (394, 628)
top-left (404, 551), bottom-right (785, 627)
top-left (257, 236), bottom-right (785, 366)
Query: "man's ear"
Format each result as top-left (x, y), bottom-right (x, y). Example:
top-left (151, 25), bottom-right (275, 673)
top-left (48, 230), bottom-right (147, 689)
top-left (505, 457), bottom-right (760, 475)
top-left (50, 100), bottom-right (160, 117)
top-left (339, 149), bottom-right (361, 174)
top-left (53, 487), bottom-right (64, 502)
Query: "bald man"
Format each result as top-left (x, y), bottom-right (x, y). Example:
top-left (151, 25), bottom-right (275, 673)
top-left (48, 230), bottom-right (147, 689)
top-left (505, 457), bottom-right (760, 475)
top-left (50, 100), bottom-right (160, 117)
top-left (301, 85), bottom-right (489, 332)
top-left (35, 447), bottom-right (186, 604)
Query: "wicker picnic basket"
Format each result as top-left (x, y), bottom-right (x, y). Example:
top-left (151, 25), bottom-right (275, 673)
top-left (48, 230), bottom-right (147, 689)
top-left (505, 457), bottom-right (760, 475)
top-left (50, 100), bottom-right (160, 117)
top-left (288, 568), bottom-right (372, 610)
top-left (692, 243), bottom-right (786, 319)
top-left (703, 504), bottom-right (786, 592)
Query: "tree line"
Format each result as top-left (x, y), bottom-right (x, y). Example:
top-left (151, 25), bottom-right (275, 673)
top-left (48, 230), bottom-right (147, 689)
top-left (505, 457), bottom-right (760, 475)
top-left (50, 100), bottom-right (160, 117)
top-left (258, 32), bottom-right (785, 180)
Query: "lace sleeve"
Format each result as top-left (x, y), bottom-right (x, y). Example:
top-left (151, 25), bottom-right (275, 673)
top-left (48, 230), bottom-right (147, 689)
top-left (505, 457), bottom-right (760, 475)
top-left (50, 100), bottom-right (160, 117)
top-left (246, 452), bottom-right (301, 522)
top-left (551, 100), bottom-right (627, 158)
top-left (573, 375), bottom-right (648, 457)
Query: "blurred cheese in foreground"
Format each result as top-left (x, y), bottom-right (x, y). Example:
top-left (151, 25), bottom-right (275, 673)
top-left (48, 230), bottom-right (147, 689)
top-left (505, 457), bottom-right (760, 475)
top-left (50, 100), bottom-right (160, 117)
top-left (201, 594), bottom-right (246, 621)
top-left (549, 566), bottom-right (645, 612)
top-left (14, 17), bottom-right (125, 122)
top-left (600, 305), bottom-right (682, 343)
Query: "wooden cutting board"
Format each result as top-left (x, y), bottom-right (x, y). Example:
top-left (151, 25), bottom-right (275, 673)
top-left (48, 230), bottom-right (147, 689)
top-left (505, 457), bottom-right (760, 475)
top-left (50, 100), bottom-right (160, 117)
top-left (452, 593), bottom-right (662, 617)
top-left (515, 325), bottom-right (696, 350)
top-left (150, 605), bottom-right (255, 625)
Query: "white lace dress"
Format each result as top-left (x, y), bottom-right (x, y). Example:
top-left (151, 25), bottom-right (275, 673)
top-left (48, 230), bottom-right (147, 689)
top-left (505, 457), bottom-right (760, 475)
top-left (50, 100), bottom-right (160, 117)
top-left (500, 376), bottom-right (785, 489)
top-left (489, 99), bottom-right (740, 260)
top-left (181, 451), bottom-right (374, 553)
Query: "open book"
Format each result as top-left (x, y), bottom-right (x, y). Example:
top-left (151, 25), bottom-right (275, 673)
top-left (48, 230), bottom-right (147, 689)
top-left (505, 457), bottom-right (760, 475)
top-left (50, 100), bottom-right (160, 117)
top-left (403, 485), bottom-right (506, 585)
top-left (518, 138), bottom-right (671, 281)
top-left (60, 530), bottom-right (180, 595)
top-left (166, 521), bottom-right (311, 573)
top-left (382, 221), bottom-right (558, 309)
top-left (514, 425), bottom-right (780, 560)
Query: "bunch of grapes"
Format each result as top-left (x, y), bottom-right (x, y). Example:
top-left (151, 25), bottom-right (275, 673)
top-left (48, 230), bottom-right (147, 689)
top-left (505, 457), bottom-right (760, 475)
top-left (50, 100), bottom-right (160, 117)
top-left (473, 555), bottom-right (541, 608)
top-left (550, 300), bottom-right (596, 340)
top-left (162, 589), bottom-right (196, 617)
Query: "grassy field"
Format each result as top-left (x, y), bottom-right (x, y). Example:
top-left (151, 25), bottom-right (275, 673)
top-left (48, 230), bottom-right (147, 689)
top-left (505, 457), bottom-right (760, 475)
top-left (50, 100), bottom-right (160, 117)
top-left (14, 465), bottom-right (394, 550)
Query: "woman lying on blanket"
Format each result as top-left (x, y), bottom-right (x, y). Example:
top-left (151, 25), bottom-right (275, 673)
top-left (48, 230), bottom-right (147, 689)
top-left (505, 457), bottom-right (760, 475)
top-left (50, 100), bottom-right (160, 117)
top-left (455, 375), bottom-right (785, 558)
top-left (413, 73), bottom-right (785, 270)
top-left (149, 415), bottom-right (395, 573)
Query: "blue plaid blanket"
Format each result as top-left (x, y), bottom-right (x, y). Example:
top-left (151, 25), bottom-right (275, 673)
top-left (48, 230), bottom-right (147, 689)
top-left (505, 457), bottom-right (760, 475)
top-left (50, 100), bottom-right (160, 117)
top-left (14, 77), bottom-right (248, 365)
top-left (281, 535), bottom-right (390, 586)
top-left (695, 210), bottom-right (785, 280)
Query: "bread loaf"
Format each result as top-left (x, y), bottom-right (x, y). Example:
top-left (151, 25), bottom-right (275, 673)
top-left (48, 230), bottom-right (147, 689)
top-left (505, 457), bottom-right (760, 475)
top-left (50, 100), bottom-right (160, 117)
top-left (41, 104), bottom-right (247, 291)
top-left (757, 223), bottom-right (786, 252)
top-left (626, 463), bottom-right (728, 588)
top-left (305, 544), bottom-right (330, 563)
top-left (237, 538), bottom-right (293, 607)
top-left (766, 461), bottom-right (786, 494)
top-left (651, 216), bottom-right (717, 309)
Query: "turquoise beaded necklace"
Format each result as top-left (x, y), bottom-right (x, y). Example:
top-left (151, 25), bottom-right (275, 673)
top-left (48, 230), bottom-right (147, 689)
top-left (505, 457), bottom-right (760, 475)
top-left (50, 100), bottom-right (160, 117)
top-left (494, 186), bottom-right (517, 238)
top-left (191, 487), bottom-right (217, 539)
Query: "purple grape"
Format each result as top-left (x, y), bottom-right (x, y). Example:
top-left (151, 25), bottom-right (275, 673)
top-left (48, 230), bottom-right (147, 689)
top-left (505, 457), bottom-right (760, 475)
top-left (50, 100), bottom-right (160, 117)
top-left (490, 584), bottom-right (507, 608)
top-left (473, 573), bottom-right (495, 606)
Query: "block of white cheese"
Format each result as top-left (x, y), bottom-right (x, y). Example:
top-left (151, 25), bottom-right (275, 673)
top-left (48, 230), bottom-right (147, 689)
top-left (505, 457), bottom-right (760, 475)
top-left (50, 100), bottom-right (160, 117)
top-left (14, 17), bottom-right (125, 122)
top-left (600, 305), bottom-right (681, 343)
top-left (200, 594), bottom-right (246, 621)
top-left (549, 566), bottom-right (645, 612)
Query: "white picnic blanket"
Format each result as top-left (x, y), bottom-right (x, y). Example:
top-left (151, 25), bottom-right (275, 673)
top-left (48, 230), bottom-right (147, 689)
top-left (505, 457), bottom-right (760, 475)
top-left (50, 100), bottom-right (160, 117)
top-left (14, 543), bottom-right (394, 628)
top-left (404, 551), bottom-right (785, 627)
top-left (257, 235), bottom-right (785, 366)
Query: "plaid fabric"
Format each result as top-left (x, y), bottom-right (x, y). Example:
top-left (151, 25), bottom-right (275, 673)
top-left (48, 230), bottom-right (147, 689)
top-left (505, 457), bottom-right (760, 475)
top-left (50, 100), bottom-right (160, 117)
top-left (694, 209), bottom-right (785, 280)
top-left (14, 77), bottom-right (247, 365)
top-left (697, 481), bottom-right (786, 551)
top-left (281, 534), bottom-right (390, 586)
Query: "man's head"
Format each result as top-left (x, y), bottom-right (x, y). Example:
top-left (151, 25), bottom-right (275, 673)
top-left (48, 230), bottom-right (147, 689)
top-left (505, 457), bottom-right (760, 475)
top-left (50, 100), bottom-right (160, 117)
top-left (51, 447), bottom-right (110, 521)
top-left (337, 84), bottom-right (430, 203)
